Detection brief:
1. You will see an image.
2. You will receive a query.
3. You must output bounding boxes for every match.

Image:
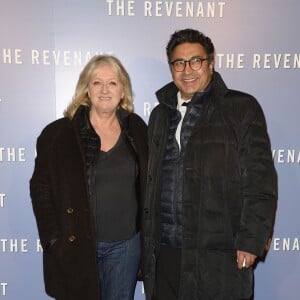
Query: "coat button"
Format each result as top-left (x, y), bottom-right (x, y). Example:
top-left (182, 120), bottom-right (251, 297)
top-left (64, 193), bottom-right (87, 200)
top-left (67, 208), bottom-right (74, 214)
top-left (144, 208), bottom-right (149, 214)
top-left (69, 235), bottom-right (76, 242)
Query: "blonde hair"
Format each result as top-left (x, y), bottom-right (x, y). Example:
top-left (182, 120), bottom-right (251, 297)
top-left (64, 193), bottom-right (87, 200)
top-left (64, 55), bottom-right (133, 119)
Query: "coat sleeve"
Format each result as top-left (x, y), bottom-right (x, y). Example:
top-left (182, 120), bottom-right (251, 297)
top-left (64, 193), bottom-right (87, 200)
top-left (235, 98), bottom-right (277, 257)
top-left (30, 128), bottom-right (60, 250)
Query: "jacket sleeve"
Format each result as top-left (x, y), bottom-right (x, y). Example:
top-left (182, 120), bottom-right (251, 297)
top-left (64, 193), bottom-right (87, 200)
top-left (235, 98), bottom-right (277, 257)
top-left (30, 128), bottom-right (60, 250)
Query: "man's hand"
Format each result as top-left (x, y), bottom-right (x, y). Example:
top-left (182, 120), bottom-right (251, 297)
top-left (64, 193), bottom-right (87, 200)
top-left (236, 250), bottom-right (257, 269)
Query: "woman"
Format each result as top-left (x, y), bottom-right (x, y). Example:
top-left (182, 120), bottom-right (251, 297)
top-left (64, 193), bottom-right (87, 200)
top-left (30, 55), bottom-right (148, 300)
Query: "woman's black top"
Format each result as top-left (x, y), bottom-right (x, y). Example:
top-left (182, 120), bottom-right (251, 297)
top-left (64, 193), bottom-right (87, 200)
top-left (94, 132), bottom-right (138, 242)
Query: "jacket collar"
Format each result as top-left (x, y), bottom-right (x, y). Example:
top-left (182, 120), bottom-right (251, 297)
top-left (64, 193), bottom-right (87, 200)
top-left (155, 71), bottom-right (228, 122)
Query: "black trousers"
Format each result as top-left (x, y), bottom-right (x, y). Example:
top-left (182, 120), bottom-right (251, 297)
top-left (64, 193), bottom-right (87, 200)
top-left (154, 245), bottom-right (181, 300)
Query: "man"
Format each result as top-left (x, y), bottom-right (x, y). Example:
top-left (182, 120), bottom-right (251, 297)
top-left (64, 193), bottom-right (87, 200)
top-left (142, 29), bottom-right (277, 300)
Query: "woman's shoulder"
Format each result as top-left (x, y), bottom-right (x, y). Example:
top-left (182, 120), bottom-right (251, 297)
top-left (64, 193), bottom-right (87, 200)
top-left (127, 112), bottom-right (147, 144)
top-left (129, 112), bottom-right (147, 128)
top-left (38, 117), bottom-right (72, 140)
top-left (128, 113), bottom-right (148, 139)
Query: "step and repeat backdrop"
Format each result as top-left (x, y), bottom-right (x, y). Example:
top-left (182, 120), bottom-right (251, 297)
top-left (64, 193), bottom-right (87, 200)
top-left (0, 0), bottom-right (299, 299)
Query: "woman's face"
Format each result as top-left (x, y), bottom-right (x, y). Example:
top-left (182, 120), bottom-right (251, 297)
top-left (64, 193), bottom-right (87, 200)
top-left (88, 64), bottom-right (124, 115)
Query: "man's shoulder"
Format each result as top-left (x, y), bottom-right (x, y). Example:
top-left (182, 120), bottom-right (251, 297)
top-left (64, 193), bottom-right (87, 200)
top-left (223, 88), bottom-right (262, 114)
top-left (225, 88), bottom-right (256, 103)
top-left (221, 88), bottom-right (266, 127)
top-left (213, 72), bottom-right (258, 109)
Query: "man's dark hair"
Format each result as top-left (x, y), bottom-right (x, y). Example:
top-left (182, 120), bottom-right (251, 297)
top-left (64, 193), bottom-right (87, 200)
top-left (166, 28), bottom-right (215, 63)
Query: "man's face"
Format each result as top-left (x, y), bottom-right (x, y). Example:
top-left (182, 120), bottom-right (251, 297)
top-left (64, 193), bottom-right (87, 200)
top-left (170, 42), bottom-right (214, 100)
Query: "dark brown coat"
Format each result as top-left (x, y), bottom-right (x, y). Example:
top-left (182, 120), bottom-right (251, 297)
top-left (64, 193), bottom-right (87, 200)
top-left (30, 106), bottom-right (148, 300)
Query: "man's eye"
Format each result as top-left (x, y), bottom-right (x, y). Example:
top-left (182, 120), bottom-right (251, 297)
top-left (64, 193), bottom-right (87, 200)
top-left (174, 60), bottom-right (185, 66)
top-left (191, 58), bottom-right (201, 63)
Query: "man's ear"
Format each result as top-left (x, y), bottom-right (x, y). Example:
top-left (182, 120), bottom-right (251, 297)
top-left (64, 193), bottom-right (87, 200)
top-left (209, 62), bottom-right (214, 74)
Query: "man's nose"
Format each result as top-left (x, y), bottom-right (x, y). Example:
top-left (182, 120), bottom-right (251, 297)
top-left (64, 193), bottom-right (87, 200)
top-left (183, 61), bottom-right (193, 74)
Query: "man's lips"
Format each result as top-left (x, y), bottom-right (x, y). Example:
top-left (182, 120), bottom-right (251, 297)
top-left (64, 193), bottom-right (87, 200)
top-left (182, 77), bottom-right (197, 84)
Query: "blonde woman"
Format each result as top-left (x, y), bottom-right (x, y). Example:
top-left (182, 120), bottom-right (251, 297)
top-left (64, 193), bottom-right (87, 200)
top-left (30, 55), bottom-right (148, 300)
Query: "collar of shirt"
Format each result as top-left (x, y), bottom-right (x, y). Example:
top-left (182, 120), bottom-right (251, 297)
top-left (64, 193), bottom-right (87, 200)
top-left (176, 92), bottom-right (191, 111)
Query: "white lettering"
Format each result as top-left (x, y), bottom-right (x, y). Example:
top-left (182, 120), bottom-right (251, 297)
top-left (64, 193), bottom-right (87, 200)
top-left (36, 239), bottom-right (43, 252)
top-left (31, 50), bottom-right (109, 66)
top-left (106, 0), bottom-right (114, 15)
top-left (273, 238), bottom-right (280, 251)
top-left (0, 147), bottom-right (26, 162)
top-left (166, 1), bottom-right (173, 16)
top-left (272, 238), bottom-right (300, 251)
top-left (277, 149), bottom-right (284, 163)
top-left (216, 53), bottom-right (245, 69)
top-left (106, 0), bottom-right (135, 16)
top-left (1, 283), bottom-right (8, 296)
top-left (0, 193), bottom-right (5, 208)
top-left (272, 149), bottom-right (300, 164)
top-left (144, 102), bottom-right (151, 117)
top-left (143, 101), bottom-right (159, 117)
top-left (1, 48), bottom-right (22, 64)
top-left (253, 53), bottom-right (300, 69)
top-left (144, 1), bottom-right (225, 18)
top-left (144, 1), bottom-right (152, 16)
top-left (175, 1), bottom-right (183, 17)
top-left (0, 239), bottom-right (28, 253)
